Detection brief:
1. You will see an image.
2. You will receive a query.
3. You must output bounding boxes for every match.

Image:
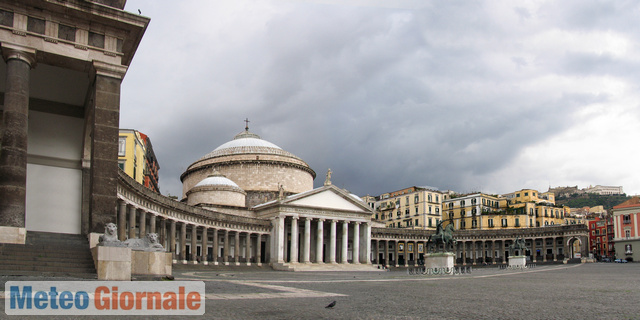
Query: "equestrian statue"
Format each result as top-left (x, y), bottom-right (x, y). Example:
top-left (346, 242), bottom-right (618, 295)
top-left (427, 220), bottom-right (456, 253)
top-left (509, 237), bottom-right (528, 256)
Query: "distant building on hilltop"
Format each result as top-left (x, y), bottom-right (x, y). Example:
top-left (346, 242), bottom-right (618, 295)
top-left (118, 129), bottom-right (160, 193)
top-left (549, 185), bottom-right (624, 197)
top-left (584, 185), bottom-right (624, 195)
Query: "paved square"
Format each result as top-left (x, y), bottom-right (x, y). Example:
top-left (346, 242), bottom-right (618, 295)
top-left (1, 263), bottom-right (638, 319)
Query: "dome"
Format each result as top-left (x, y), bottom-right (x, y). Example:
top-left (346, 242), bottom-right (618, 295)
top-left (195, 173), bottom-right (241, 189)
top-left (198, 129), bottom-right (302, 161)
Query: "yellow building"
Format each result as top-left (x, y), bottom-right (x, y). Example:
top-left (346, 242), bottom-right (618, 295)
top-left (442, 189), bottom-right (570, 231)
top-left (118, 129), bottom-right (147, 186)
top-left (369, 186), bottom-right (444, 230)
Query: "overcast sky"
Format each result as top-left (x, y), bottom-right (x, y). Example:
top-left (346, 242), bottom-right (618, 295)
top-left (120, 0), bottom-right (640, 199)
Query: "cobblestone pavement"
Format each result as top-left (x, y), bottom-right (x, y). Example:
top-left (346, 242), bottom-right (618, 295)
top-left (1, 263), bottom-right (639, 319)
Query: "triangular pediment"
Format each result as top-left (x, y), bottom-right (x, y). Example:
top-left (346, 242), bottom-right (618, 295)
top-left (286, 187), bottom-right (368, 212)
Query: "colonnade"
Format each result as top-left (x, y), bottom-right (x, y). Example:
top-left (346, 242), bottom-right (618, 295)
top-left (117, 200), bottom-right (269, 265)
top-left (271, 216), bottom-right (371, 265)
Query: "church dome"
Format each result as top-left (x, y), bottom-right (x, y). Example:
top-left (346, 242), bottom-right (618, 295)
top-left (186, 170), bottom-right (246, 208)
top-left (195, 172), bottom-right (241, 189)
top-left (199, 129), bottom-right (302, 160)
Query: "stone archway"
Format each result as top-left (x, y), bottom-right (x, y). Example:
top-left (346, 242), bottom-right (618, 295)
top-left (566, 237), bottom-right (583, 259)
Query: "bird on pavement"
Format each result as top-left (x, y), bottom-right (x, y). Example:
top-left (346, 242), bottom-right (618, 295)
top-left (325, 301), bottom-right (336, 309)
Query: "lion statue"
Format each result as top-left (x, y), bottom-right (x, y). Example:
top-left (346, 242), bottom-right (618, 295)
top-left (124, 233), bottom-right (165, 252)
top-left (98, 223), bottom-right (126, 247)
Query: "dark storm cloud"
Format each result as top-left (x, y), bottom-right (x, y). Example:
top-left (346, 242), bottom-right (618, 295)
top-left (121, 0), bottom-right (640, 198)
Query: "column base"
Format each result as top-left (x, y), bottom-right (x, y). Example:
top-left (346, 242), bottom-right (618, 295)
top-left (257, 263), bottom-right (262, 266)
top-left (203, 261), bottom-right (209, 266)
top-left (246, 262), bottom-right (251, 266)
top-left (182, 260), bottom-right (188, 264)
top-left (224, 262), bottom-right (229, 266)
top-left (329, 261), bottom-right (337, 264)
top-left (0, 226), bottom-right (26, 244)
top-left (191, 261), bottom-right (198, 265)
top-left (235, 262), bottom-right (240, 266)
top-left (213, 261), bottom-right (219, 265)
top-left (172, 259), bottom-right (178, 264)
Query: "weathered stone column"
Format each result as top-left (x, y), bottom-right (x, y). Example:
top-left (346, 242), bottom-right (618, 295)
top-left (290, 217), bottom-right (299, 263)
top-left (223, 230), bottom-right (229, 265)
top-left (256, 233), bottom-right (262, 266)
top-left (160, 218), bottom-right (167, 248)
top-left (471, 241), bottom-right (476, 265)
top-left (117, 201), bottom-right (127, 241)
top-left (542, 238), bottom-right (547, 262)
top-left (246, 233), bottom-right (251, 265)
top-left (531, 238), bottom-right (537, 263)
top-left (341, 221), bottom-right (349, 264)
top-left (170, 220), bottom-right (176, 261)
top-left (384, 240), bottom-right (389, 267)
top-left (201, 227), bottom-right (208, 264)
top-left (191, 225), bottom-right (197, 264)
top-left (149, 214), bottom-right (156, 234)
top-left (180, 222), bottom-right (187, 264)
top-left (329, 220), bottom-right (337, 263)
top-left (316, 219), bottom-right (324, 263)
top-left (302, 217), bottom-right (311, 264)
top-left (128, 206), bottom-right (136, 239)
top-left (213, 228), bottom-right (219, 265)
top-left (87, 61), bottom-right (127, 234)
top-left (234, 231), bottom-right (240, 265)
top-left (553, 236), bottom-right (558, 261)
top-left (403, 240), bottom-right (408, 267)
top-left (374, 240), bottom-right (379, 264)
top-left (462, 241), bottom-right (467, 265)
top-left (0, 45), bottom-right (35, 244)
top-left (353, 222), bottom-right (360, 264)
top-left (394, 240), bottom-right (399, 267)
top-left (365, 223), bottom-right (372, 264)
top-left (492, 240), bottom-right (496, 264)
top-left (139, 210), bottom-right (146, 237)
top-left (271, 216), bottom-right (284, 264)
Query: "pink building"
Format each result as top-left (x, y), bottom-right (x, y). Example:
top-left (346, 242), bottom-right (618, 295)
top-left (612, 197), bottom-right (640, 262)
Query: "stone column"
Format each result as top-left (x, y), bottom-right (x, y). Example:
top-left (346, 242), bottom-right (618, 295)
top-left (341, 221), bottom-right (349, 264)
top-left (316, 219), bottom-right (324, 263)
top-left (213, 228), bottom-right (219, 265)
top-left (553, 236), bottom-right (558, 261)
top-left (303, 217), bottom-right (311, 264)
top-left (347, 222), bottom-right (357, 264)
top-left (462, 241), bottom-right (467, 265)
top-left (87, 61), bottom-right (127, 234)
top-left (403, 240), bottom-right (409, 267)
top-left (160, 218), bottom-right (167, 248)
top-left (180, 222), bottom-right (187, 264)
top-left (0, 45), bottom-right (35, 243)
top-left (246, 233), bottom-right (251, 265)
top-left (471, 241), bottom-right (476, 265)
top-left (329, 220), bottom-right (337, 263)
top-left (256, 233), bottom-right (262, 266)
top-left (149, 214), bottom-right (156, 234)
top-left (117, 201), bottom-right (127, 241)
top-left (531, 238), bottom-right (537, 263)
top-left (128, 206), bottom-right (136, 239)
top-left (492, 240), bottom-right (496, 264)
top-left (374, 240), bottom-right (380, 264)
top-left (384, 240), bottom-right (389, 267)
top-left (271, 216), bottom-right (284, 264)
top-left (542, 238), bottom-right (547, 262)
top-left (223, 230), bottom-right (229, 265)
top-left (201, 227), bottom-right (208, 264)
top-left (170, 220), bottom-right (176, 261)
top-left (139, 210), bottom-right (147, 237)
top-left (290, 217), bottom-right (299, 263)
top-left (234, 231), bottom-right (240, 265)
top-left (365, 223), bottom-right (372, 264)
top-left (191, 225), bottom-right (197, 264)
top-left (394, 240), bottom-right (399, 267)
top-left (413, 240), bottom-right (419, 266)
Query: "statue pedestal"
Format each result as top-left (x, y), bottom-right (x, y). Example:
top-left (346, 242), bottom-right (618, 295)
top-left (508, 256), bottom-right (526, 267)
top-left (425, 253), bottom-right (455, 269)
top-left (131, 251), bottom-right (172, 276)
top-left (92, 246), bottom-right (132, 281)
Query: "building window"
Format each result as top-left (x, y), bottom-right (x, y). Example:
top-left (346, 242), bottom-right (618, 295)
top-left (118, 137), bottom-right (126, 156)
top-left (118, 160), bottom-right (125, 170)
top-left (58, 24), bottom-right (76, 42)
top-left (27, 17), bottom-right (45, 35)
top-left (415, 207), bottom-right (419, 215)
top-left (414, 195), bottom-right (419, 204)
top-left (0, 10), bottom-right (13, 27)
top-left (435, 208), bottom-right (439, 214)
top-left (471, 219), bottom-right (477, 228)
top-left (515, 218), bottom-right (520, 227)
top-left (623, 215), bottom-right (631, 224)
top-left (429, 218), bottom-right (433, 227)
top-left (428, 194), bottom-right (432, 202)
top-left (501, 219), bottom-right (507, 227)
top-left (429, 206), bottom-right (432, 214)
top-left (625, 230), bottom-right (631, 239)
top-left (625, 244), bottom-right (632, 254)
top-left (488, 219), bottom-right (494, 228)
top-left (89, 31), bottom-right (105, 48)
top-left (415, 219), bottom-right (419, 226)
top-left (435, 195), bottom-right (439, 202)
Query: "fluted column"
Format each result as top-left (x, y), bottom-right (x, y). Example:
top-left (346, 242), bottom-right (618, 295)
top-left (341, 221), bottom-right (349, 264)
top-left (0, 45), bottom-right (36, 238)
top-left (191, 225), bottom-right (197, 264)
top-left (302, 217), bottom-right (311, 264)
top-left (117, 201), bottom-right (127, 241)
top-left (128, 206), bottom-right (136, 239)
top-left (213, 228), bottom-right (219, 265)
top-left (374, 240), bottom-right (380, 264)
top-left (223, 230), bottom-right (229, 265)
top-left (180, 222), bottom-right (187, 264)
top-left (149, 214), bottom-right (156, 234)
top-left (316, 219), bottom-right (324, 263)
top-left (170, 220), bottom-right (176, 261)
top-left (290, 217), bottom-right (299, 263)
top-left (353, 222), bottom-right (360, 264)
top-left (234, 231), bottom-right (240, 265)
top-left (201, 227), bottom-right (208, 264)
top-left (139, 210), bottom-right (147, 237)
top-left (246, 233), bottom-right (252, 265)
top-left (329, 220), bottom-right (337, 263)
top-left (256, 233), bottom-right (262, 266)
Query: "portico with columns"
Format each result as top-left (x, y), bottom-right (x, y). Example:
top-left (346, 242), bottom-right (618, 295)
top-left (255, 183), bottom-right (376, 271)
